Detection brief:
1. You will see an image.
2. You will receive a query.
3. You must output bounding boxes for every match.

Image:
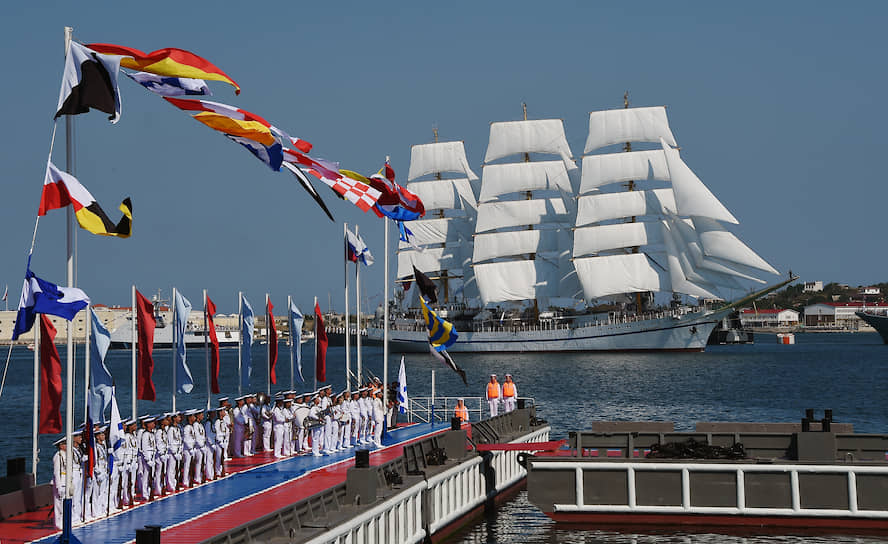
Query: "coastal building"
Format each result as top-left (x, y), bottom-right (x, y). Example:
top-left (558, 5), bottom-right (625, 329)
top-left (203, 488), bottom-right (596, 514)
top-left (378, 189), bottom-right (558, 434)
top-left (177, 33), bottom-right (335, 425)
top-left (739, 308), bottom-right (799, 328)
top-left (803, 281), bottom-right (823, 293)
top-left (803, 302), bottom-right (888, 330)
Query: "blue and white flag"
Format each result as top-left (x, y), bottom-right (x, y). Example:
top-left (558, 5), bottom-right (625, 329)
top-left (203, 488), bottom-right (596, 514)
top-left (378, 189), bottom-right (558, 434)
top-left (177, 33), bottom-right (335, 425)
top-left (345, 227), bottom-right (374, 266)
top-left (397, 356), bottom-right (408, 414)
top-left (108, 387), bottom-right (125, 476)
top-left (240, 295), bottom-right (255, 389)
top-left (124, 70), bottom-right (212, 97)
top-left (289, 302), bottom-right (304, 383)
top-left (174, 291), bottom-right (194, 394)
top-left (88, 308), bottom-right (113, 423)
top-left (397, 221), bottom-right (422, 251)
top-left (12, 267), bottom-right (89, 340)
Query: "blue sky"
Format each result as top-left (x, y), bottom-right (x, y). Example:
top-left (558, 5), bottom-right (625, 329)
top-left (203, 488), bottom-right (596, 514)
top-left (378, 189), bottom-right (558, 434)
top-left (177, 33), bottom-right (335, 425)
top-left (1, 2), bottom-right (886, 314)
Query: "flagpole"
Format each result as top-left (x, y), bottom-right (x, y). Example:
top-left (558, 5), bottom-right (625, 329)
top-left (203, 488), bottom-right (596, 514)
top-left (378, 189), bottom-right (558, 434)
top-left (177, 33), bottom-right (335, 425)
top-left (172, 287), bottom-right (178, 413)
top-left (63, 24), bottom-right (76, 529)
top-left (288, 295), bottom-right (294, 391)
top-left (266, 293), bottom-right (271, 397)
top-left (356, 224), bottom-right (362, 392)
top-left (237, 292), bottom-right (243, 398)
top-left (32, 314), bottom-right (40, 481)
top-left (313, 295), bottom-right (318, 393)
top-left (84, 304), bottom-right (91, 422)
top-left (131, 285), bottom-right (137, 420)
top-left (344, 223), bottom-right (351, 393)
top-left (204, 289), bottom-right (210, 408)
top-left (383, 219), bottom-right (390, 415)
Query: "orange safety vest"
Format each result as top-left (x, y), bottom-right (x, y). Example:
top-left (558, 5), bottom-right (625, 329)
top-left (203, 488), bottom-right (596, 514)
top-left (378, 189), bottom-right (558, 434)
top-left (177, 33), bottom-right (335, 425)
top-left (455, 405), bottom-right (468, 421)
top-left (503, 382), bottom-right (515, 397)
top-left (487, 382), bottom-right (499, 399)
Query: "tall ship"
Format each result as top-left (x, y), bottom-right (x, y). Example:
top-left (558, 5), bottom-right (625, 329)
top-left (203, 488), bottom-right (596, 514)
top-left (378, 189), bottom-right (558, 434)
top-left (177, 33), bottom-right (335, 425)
top-left (855, 310), bottom-right (888, 344)
top-left (370, 99), bottom-right (792, 352)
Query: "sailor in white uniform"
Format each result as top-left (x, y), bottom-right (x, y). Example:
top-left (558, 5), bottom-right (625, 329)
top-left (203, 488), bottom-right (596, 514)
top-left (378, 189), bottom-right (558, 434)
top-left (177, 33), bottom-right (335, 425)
top-left (153, 415), bottom-right (169, 497)
top-left (247, 394), bottom-right (261, 454)
top-left (204, 409), bottom-right (223, 478)
top-left (486, 374), bottom-right (502, 418)
top-left (502, 374), bottom-right (518, 413)
top-left (272, 396), bottom-right (288, 457)
top-left (261, 394), bottom-right (274, 452)
top-left (232, 397), bottom-right (247, 458)
top-left (307, 395), bottom-right (325, 456)
top-left (195, 410), bottom-right (212, 482)
top-left (123, 419), bottom-right (138, 506)
top-left (88, 426), bottom-right (110, 520)
top-left (218, 397), bottom-right (232, 460)
top-left (371, 390), bottom-right (385, 446)
top-left (51, 437), bottom-right (67, 529)
top-left (358, 389), bottom-right (371, 444)
top-left (166, 412), bottom-right (184, 492)
top-left (137, 417), bottom-right (157, 502)
top-left (348, 391), bottom-right (361, 446)
top-left (213, 407), bottom-right (229, 476)
top-left (182, 410), bottom-right (202, 487)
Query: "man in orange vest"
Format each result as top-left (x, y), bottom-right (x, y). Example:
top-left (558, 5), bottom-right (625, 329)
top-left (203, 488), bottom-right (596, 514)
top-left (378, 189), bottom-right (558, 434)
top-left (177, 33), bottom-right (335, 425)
top-left (502, 374), bottom-right (518, 413)
top-left (486, 374), bottom-right (502, 417)
top-left (454, 398), bottom-right (469, 423)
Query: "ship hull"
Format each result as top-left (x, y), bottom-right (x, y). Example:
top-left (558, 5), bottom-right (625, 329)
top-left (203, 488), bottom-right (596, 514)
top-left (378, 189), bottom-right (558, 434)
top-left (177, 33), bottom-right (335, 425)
top-left (368, 309), bottom-right (726, 353)
top-left (109, 325), bottom-right (241, 349)
top-left (855, 311), bottom-right (888, 344)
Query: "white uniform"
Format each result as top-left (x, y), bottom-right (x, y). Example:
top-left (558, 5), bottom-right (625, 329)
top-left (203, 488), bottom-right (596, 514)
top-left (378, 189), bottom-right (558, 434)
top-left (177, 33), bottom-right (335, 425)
top-left (221, 408), bottom-right (232, 460)
top-left (52, 448), bottom-right (67, 529)
top-left (166, 423), bottom-right (183, 492)
top-left (372, 396), bottom-right (385, 446)
top-left (249, 402), bottom-right (261, 453)
top-left (272, 404), bottom-right (287, 457)
top-left (182, 420), bottom-right (202, 486)
top-left (503, 380), bottom-right (518, 413)
top-left (308, 403), bottom-right (324, 456)
top-left (261, 402), bottom-right (274, 452)
top-left (86, 440), bottom-right (109, 520)
top-left (205, 418), bottom-right (222, 478)
top-left (213, 415), bottom-right (228, 473)
top-left (486, 381), bottom-right (502, 417)
top-left (232, 404), bottom-right (247, 458)
top-left (153, 426), bottom-right (168, 497)
top-left (72, 446), bottom-right (84, 523)
top-left (138, 428), bottom-right (156, 501)
top-left (123, 430), bottom-right (138, 505)
top-left (195, 419), bottom-right (212, 481)
top-left (358, 396), bottom-right (370, 443)
top-left (348, 397), bottom-right (361, 446)
top-left (319, 395), bottom-right (332, 453)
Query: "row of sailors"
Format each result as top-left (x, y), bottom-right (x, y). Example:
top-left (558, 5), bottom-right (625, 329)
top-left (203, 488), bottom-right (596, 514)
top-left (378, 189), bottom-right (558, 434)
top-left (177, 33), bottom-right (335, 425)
top-left (50, 385), bottom-right (388, 529)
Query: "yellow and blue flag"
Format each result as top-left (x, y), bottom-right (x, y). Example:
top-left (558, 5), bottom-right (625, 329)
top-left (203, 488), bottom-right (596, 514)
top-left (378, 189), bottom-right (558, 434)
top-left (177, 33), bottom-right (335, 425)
top-left (420, 297), bottom-right (458, 352)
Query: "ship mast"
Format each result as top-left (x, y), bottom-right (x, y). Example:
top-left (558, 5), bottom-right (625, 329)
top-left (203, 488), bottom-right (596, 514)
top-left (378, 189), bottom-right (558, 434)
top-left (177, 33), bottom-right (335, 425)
top-left (623, 92), bottom-right (645, 313)
top-left (432, 126), bottom-right (451, 303)
top-left (521, 103), bottom-right (540, 318)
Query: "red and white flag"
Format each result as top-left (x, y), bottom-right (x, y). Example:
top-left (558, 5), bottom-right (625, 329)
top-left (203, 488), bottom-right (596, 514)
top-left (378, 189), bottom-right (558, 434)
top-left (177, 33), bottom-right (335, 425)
top-left (284, 149), bottom-right (381, 212)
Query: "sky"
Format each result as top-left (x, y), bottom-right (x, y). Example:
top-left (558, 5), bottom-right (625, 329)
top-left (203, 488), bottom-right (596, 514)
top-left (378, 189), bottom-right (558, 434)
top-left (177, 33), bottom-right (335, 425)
top-left (1, 1), bottom-right (886, 315)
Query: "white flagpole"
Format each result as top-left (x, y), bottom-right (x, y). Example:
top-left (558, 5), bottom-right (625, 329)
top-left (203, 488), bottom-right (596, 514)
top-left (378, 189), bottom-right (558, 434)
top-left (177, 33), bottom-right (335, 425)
top-left (313, 295), bottom-right (318, 392)
top-left (64, 25), bottom-right (76, 508)
top-left (238, 291), bottom-right (243, 398)
top-left (172, 287), bottom-right (178, 413)
top-left (131, 285), bottom-right (137, 420)
top-left (266, 293), bottom-right (271, 397)
top-left (344, 222), bottom-right (351, 392)
top-left (84, 304), bottom-right (91, 422)
top-left (383, 219), bottom-right (390, 413)
top-left (204, 289), bottom-right (210, 408)
top-left (356, 224), bottom-right (363, 390)
top-left (288, 295), bottom-right (294, 391)
top-left (32, 314), bottom-right (40, 480)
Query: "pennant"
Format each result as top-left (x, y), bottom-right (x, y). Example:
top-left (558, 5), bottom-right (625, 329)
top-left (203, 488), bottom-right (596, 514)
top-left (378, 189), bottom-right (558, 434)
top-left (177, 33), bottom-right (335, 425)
top-left (174, 291), bottom-right (194, 394)
top-left (289, 302), bottom-right (304, 384)
top-left (281, 162), bottom-right (334, 222)
top-left (429, 346), bottom-right (468, 386)
top-left (314, 301), bottom-right (328, 383)
top-left (206, 295), bottom-right (221, 394)
top-left (398, 221), bottom-right (422, 251)
top-left (420, 296), bottom-right (458, 351)
top-left (2, 285), bottom-right (7, 302)
top-left (108, 387), bottom-right (124, 476)
top-left (285, 149), bottom-right (381, 212)
top-left (124, 70), bottom-right (211, 97)
top-left (135, 290), bottom-right (156, 402)
top-left (397, 356), bottom-right (408, 414)
top-left (345, 227), bottom-right (374, 266)
top-left (226, 135), bottom-right (283, 171)
top-left (413, 266), bottom-right (438, 304)
top-left (84, 407), bottom-right (96, 480)
top-left (88, 308), bottom-right (113, 423)
top-left (240, 295), bottom-right (254, 390)
top-left (163, 97), bottom-right (311, 152)
top-left (267, 299), bottom-right (278, 385)
top-left (38, 315), bottom-right (62, 434)
top-left (56, 42), bottom-right (123, 123)
top-left (88, 43), bottom-right (241, 95)
top-left (40, 161), bottom-right (132, 238)
top-left (368, 161), bottom-right (425, 221)
top-left (12, 267), bottom-right (89, 341)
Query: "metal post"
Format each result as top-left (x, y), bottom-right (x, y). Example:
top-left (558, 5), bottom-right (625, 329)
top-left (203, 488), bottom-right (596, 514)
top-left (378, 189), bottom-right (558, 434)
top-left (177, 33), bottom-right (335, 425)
top-left (356, 224), bottom-right (362, 391)
top-left (313, 296), bottom-right (318, 392)
top-left (344, 222), bottom-right (351, 392)
top-left (238, 291), bottom-right (243, 398)
top-left (63, 25), bottom-right (77, 540)
top-left (266, 293), bottom-right (271, 397)
top-left (383, 220), bottom-right (389, 415)
top-left (84, 305), bottom-right (90, 422)
top-left (131, 285), bottom-right (136, 420)
top-left (204, 289), bottom-right (210, 407)
top-left (32, 315), bottom-right (40, 480)
top-left (172, 287), bottom-right (177, 413)
top-left (288, 295), bottom-right (294, 391)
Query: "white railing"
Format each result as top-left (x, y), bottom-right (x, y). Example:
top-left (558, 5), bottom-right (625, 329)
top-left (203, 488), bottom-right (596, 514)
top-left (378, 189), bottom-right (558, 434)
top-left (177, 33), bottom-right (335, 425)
top-left (530, 460), bottom-right (888, 519)
top-left (405, 396), bottom-right (484, 424)
top-left (425, 456), bottom-right (486, 534)
top-left (491, 427), bottom-right (551, 493)
top-left (303, 480), bottom-right (427, 544)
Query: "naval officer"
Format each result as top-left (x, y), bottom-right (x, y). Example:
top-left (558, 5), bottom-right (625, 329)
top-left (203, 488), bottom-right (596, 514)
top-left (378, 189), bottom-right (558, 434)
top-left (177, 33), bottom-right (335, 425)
top-left (486, 374), bottom-right (502, 417)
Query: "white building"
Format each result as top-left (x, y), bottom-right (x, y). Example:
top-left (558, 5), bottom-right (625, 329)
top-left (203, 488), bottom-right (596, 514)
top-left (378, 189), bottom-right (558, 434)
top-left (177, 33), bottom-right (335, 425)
top-left (803, 302), bottom-right (888, 329)
top-left (739, 308), bottom-right (799, 328)
top-left (803, 281), bottom-right (823, 293)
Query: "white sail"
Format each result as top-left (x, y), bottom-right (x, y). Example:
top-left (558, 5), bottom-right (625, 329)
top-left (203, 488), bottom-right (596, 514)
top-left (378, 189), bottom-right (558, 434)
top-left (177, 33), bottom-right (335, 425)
top-left (693, 216), bottom-right (778, 274)
top-left (397, 246), bottom-right (468, 279)
top-left (479, 161), bottom-right (572, 203)
top-left (584, 106), bottom-right (677, 153)
top-left (574, 253), bottom-right (668, 300)
top-left (572, 221), bottom-right (664, 257)
top-left (661, 138), bottom-right (738, 224)
top-left (473, 258), bottom-right (564, 305)
top-left (408, 178), bottom-right (477, 211)
top-left (661, 222), bottom-right (719, 300)
top-left (397, 217), bottom-right (472, 248)
top-left (673, 218), bottom-right (765, 284)
top-left (484, 119), bottom-right (576, 170)
top-left (473, 229), bottom-right (568, 263)
top-left (475, 198), bottom-right (571, 233)
top-left (579, 150), bottom-right (669, 193)
top-left (575, 189), bottom-right (676, 227)
top-left (407, 141), bottom-right (479, 181)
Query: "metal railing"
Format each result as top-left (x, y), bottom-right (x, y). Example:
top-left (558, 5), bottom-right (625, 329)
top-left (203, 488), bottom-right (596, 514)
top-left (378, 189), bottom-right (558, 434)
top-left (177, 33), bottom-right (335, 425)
top-left (404, 396), bottom-right (536, 425)
top-left (530, 459), bottom-right (888, 519)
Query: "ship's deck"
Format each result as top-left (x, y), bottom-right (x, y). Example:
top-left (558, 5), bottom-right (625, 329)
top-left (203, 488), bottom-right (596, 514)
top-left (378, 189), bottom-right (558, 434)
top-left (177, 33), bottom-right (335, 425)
top-left (2, 422), bottom-right (451, 544)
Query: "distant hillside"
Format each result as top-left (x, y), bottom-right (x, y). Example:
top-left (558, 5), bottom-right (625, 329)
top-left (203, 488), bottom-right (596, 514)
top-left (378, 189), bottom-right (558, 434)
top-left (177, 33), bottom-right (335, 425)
top-left (758, 282), bottom-right (888, 313)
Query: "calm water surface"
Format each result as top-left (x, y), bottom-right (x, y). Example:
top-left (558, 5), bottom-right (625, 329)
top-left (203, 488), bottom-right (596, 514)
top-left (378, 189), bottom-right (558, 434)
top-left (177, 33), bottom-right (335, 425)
top-left (1, 331), bottom-right (885, 542)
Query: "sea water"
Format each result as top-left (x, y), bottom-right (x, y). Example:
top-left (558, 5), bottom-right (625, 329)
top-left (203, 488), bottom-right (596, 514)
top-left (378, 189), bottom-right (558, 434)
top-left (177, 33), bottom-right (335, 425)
top-left (1, 332), bottom-right (886, 542)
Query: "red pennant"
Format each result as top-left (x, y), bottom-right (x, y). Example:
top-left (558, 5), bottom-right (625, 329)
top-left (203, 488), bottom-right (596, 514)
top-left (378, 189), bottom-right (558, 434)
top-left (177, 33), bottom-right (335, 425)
top-left (268, 299), bottom-right (278, 385)
top-left (38, 315), bottom-right (62, 434)
top-left (135, 290), bottom-right (156, 402)
top-left (206, 295), bottom-right (221, 394)
top-left (314, 301), bottom-right (327, 382)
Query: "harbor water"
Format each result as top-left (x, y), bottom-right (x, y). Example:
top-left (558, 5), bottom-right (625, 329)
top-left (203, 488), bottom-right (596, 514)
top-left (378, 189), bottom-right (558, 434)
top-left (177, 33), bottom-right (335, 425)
top-left (1, 331), bottom-right (886, 542)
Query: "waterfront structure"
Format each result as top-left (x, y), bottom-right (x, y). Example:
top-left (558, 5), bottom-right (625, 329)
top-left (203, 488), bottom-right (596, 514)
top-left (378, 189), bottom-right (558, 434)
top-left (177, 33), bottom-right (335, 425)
top-left (803, 302), bottom-right (888, 330)
top-left (739, 308), bottom-right (799, 328)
